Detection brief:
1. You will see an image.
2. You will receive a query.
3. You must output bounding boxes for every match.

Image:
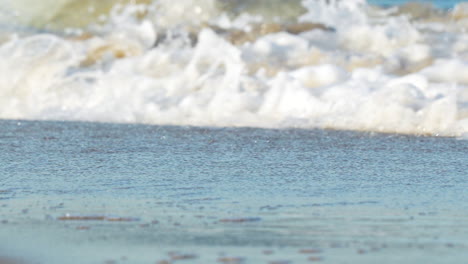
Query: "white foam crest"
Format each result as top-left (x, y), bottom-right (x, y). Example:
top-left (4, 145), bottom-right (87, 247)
top-left (421, 59), bottom-right (468, 85)
top-left (0, 1), bottom-right (467, 137)
top-left (300, 0), bottom-right (368, 28)
top-left (340, 17), bottom-right (422, 56)
top-left (300, 1), bottom-right (424, 60)
top-left (0, 0), bottom-right (71, 27)
top-left (0, 34), bottom-right (81, 119)
top-left (149, 0), bottom-right (220, 28)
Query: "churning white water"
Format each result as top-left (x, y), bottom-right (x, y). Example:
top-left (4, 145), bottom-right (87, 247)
top-left (0, 0), bottom-right (467, 136)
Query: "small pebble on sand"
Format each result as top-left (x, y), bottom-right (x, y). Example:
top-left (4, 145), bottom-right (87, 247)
top-left (269, 261), bottom-right (291, 264)
top-left (308, 256), bottom-right (323, 262)
top-left (217, 256), bottom-right (245, 263)
top-left (219, 217), bottom-right (261, 223)
top-left (168, 252), bottom-right (198, 260)
top-left (58, 215), bottom-right (106, 221)
top-left (299, 249), bottom-right (322, 254)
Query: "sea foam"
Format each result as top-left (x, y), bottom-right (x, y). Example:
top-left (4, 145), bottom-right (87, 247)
top-left (0, 0), bottom-right (467, 137)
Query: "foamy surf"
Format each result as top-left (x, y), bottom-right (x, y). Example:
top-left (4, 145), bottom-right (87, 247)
top-left (0, 0), bottom-right (467, 137)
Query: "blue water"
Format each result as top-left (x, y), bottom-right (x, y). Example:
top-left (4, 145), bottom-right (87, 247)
top-left (369, 0), bottom-right (465, 9)
top-left (0, 120), bottom-right (467, 263)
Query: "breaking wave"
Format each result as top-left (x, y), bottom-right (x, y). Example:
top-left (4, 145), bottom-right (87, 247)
top-left (0, 0), bottom-right (467, 137)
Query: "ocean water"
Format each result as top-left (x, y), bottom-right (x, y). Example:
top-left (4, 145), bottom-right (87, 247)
top-left (0, 120), bottom-right (467, 263)
top-left (0, 0), bottom-right (468, 263)
top-left (368, 0), bottom-right (464, 8)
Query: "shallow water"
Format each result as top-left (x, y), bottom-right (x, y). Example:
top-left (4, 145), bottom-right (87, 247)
top-left (0, 120), bottom-right (467, 263)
